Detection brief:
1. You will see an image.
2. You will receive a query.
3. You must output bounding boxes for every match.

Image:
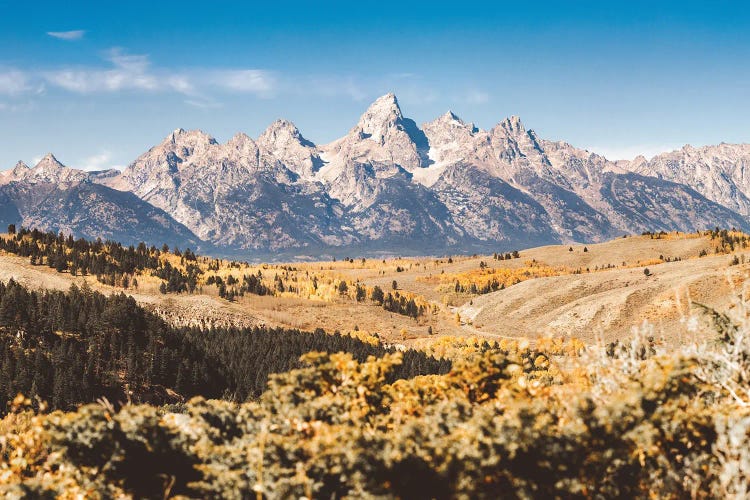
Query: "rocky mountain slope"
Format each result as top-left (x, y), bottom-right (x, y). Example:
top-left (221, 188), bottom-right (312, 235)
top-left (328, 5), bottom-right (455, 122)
top-left (107, 128), bottom-right (356, 252)
top-left (621, 143), bottom-right (750, 217)
top-left (4, 94), bottom-right (750, 258)
top-left (0, 154), bottom-right (200, 248)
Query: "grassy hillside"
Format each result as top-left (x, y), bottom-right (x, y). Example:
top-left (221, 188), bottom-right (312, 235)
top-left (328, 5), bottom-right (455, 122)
top-left (0, 228), bottom-right (747, 346)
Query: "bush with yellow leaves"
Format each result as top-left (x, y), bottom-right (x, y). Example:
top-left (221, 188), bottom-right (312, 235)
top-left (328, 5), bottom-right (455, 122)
top-left (5, 300), bottom-right (750, 497)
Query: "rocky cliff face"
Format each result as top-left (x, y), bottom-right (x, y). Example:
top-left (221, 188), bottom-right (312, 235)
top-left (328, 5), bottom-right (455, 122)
top-left (5, 94), bottom-right (750, 258)
top-left (620, 143), bottom-right (750, 217)
top-left (110, 128), bottom-right (355, 252)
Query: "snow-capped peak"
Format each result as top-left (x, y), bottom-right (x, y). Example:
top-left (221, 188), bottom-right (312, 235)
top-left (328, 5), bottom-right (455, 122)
top-left (426, 111), bottom-right (478, 132)
top-left (319, 93), bottom-right (430, 175)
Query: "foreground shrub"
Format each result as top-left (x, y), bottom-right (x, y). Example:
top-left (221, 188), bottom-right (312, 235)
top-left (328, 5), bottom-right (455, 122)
top-left (2, 334), bottom-right (746, 499)
top-left (6, 283), bottom-right (750, 497)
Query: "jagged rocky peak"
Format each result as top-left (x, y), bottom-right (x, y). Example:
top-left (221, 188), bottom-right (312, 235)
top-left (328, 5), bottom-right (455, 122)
top-left (421, 111), bottom-right (482, 162)
top-left (629, 155), bottom-right (649, 170)
top-left (148, 128), bottom-right (219, 163)
top-left (436, 111), bottom-right (468, 127)
top-left (227, 131), bottom-right (254, 146)
top-left (224, 132), bottom-right (259, 158)
top-left (34, 153), bottom-right (66, 172)
top-left (347, 92), bottom-right (423, 151)
top-left (0, 160), bottom-right (30, 184)
top-left (324, 93), bottom-right (430, 170)
top-left (257, 119), bottom-right (322, 178)
top-left (424, 110), bottom-right (479, 135)
top-left (16, 153), bottom-right (92, 185)
top-left (261, 118), bottom-right (299, 137)
top-left (258, 119), bottom-right (316, 149)
top-left (486, 116), bottom-right (538, 161)
top-left (230, 131), bottom-right (253, 142)
top-left (163, 128), bottom-right (217, 149)
top-left (495, 115), bottom-right (526, 136)
top-left (444, 110), bottom-right (460, 121)
top-left (355, 93), bottom-right (403, 141)
top-left (12, 160), bottom-right (29, 174)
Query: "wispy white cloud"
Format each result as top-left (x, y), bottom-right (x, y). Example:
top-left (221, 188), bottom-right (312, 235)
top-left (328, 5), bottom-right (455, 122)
top-left (303, 76), bottom-right (368, 101)
top-left (0, 69), bottom-right (40, 96)
top-left (79, 151), bottom-right (122, 171)
top-left (394, 86), bottom-right (440, 105)
top-left (389, 72), bottom-right (418, 79)
top-left (0, 100), bottom-right (37, 113)
top-left (47, 30), bottom-right (86, 41)
top-left (212, 70), bottom-right (276, 97)
top-left (167, 75), bottom-right (195, 95)
top-left (184, 98), bottom-right (223, 109)
top-left (40, 49), bottom-right (274, 99)
top-left (43, 49), bottom-right (160, 93)
top-left (0, 48), bottom-right (441, 109)
top-left (465, 89), bottom-right (489, 104)
top-left (106, 50), bottom-right (150, 73)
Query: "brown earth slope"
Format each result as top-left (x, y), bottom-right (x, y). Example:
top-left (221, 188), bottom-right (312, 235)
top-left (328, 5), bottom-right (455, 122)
top-left (0, 232), bottom-right (746, 346)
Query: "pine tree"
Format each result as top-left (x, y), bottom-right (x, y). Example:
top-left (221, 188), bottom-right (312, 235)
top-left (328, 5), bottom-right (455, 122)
top-left (371, 286), bottom-right (384, 304)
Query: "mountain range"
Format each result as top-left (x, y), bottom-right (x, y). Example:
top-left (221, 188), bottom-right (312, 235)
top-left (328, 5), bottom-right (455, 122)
top-left (2, 93), bottom-right (749, 259)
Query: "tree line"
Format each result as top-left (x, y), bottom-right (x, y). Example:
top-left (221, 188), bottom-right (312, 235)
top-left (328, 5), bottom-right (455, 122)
top-left (0, 279), bottom-right (449, 413)
top-left (0, 227), bottom-right (210, 293)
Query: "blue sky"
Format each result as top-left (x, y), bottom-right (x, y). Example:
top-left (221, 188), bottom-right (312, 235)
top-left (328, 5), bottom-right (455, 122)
top-left (1, 0), bottom-right (749, 170)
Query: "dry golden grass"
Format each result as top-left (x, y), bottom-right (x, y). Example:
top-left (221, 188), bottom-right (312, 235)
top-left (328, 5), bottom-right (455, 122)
top-left (1, 230), bottom-right (748, 347)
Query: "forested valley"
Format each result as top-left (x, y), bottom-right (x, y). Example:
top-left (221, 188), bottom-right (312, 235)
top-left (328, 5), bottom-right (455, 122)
top-left (0, 279), bottom-right (449, 412)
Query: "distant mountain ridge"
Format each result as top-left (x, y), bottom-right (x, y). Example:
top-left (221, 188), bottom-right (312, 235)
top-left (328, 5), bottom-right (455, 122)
top-left (4, 94), bottom-right (750, 258)
top-left (619, 143), bottom-right (750, 217)
top-left (0, 154), bottom-right (201, 249)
